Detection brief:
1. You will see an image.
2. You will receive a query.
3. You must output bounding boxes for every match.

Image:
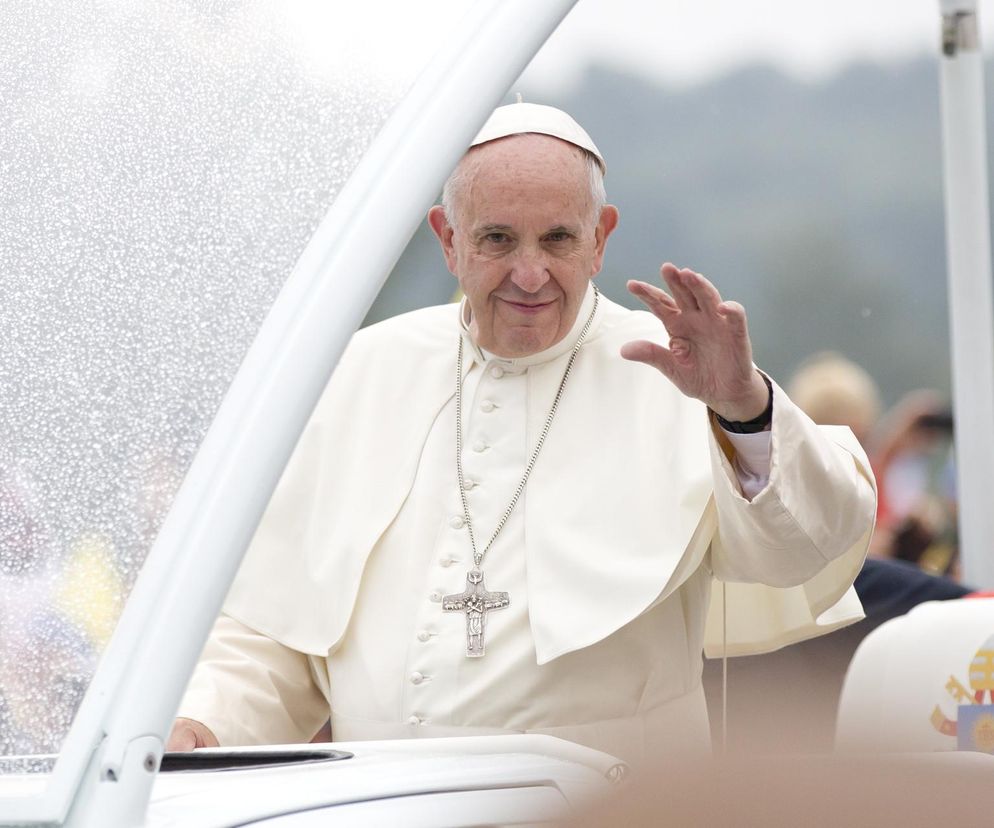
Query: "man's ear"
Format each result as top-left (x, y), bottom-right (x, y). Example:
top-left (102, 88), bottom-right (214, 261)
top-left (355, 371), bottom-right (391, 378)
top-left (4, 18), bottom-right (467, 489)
top-left (427, 205), bottom-right (458, 276)
top-left (591, 205), bottom-right (620, 276)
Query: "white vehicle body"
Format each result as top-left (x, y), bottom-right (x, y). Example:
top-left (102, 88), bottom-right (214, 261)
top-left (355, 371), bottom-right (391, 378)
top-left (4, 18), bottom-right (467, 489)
top-left (1, 737), bottom-right (624, 826)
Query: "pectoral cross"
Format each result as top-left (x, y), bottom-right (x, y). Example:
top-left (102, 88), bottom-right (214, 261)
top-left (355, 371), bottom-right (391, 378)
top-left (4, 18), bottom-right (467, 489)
top-left (442, 570), bottom-right (509, 658)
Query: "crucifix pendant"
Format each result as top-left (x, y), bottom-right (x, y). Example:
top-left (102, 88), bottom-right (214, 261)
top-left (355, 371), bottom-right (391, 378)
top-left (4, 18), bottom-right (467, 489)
top-left (442, 569), bottom-right (509, 658)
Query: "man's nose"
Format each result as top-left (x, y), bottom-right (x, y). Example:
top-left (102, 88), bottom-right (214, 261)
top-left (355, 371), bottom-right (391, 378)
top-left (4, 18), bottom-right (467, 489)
top-left (509, 247), bottom-right (550, 293)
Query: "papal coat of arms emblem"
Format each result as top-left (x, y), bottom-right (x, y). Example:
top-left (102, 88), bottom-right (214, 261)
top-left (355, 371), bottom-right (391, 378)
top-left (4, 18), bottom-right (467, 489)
top-left (931, 633), bottom-right (994, 752)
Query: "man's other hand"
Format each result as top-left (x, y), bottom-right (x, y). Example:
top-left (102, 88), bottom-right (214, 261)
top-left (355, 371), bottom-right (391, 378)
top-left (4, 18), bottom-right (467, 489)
top-left (167, 717), bottom-right (219, 751)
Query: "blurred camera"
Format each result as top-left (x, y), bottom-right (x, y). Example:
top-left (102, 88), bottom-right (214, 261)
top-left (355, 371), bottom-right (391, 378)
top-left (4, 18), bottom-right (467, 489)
top-left (915, 410), bottom-right (954, 433)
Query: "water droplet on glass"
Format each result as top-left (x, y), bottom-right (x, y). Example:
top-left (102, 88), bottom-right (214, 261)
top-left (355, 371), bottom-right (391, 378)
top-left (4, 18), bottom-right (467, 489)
top-left (0, 0), bottom-right (446, 760)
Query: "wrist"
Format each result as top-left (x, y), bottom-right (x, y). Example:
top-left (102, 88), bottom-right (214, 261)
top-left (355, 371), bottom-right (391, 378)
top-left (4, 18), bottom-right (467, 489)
top-left (711, 374), bottom-right (773, 434)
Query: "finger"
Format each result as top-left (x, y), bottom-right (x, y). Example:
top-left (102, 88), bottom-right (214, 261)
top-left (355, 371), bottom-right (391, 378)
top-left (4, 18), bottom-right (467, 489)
top-left (627, 282), bottom-right (680, 330)
top-left (720, 298), bottom-right (748, 323)
top-left (627, 279), bottom-right (678, 317)
top-left (718, 301), bottom-right (753, 352)
top-left (660, 264), bottom-right (701, 312)
top-left (197, 723), bottom-right (220, 748)
top-left (684, 270), bottom-right (724, 314)
top-left (719, 299), bottom-right (746, 321)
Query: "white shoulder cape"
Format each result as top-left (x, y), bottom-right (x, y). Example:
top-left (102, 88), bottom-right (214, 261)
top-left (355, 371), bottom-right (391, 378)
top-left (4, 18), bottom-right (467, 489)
top-left (224, 296), bottom-right (875, 664)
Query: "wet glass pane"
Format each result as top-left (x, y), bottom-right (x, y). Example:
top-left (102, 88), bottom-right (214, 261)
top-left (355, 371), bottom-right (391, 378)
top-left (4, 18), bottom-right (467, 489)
top-left (0, 0), bottom-right (464, 758)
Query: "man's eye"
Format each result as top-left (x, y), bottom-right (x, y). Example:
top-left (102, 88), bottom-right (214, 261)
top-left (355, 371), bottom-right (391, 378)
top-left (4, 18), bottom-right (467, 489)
top-left (544, 232), bottom-right (572, 243)
top-left (484, 233), bottom-right (510, 244)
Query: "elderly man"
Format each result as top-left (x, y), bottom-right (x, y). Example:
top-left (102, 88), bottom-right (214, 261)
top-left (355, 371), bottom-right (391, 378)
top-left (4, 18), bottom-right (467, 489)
top-left (170, 102), bottom-right (875, 762)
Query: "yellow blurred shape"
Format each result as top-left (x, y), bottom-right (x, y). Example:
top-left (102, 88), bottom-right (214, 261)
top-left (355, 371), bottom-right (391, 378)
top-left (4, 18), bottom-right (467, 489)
top-left (970, 647), bottom-right (994, 692)
top-left (55, 533), bottom-right (124, 650)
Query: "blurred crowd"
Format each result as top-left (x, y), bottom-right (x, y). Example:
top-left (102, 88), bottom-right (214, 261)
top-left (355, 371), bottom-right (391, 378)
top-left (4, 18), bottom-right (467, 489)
top-left (787, 351), bottom-right (960, 582)
top-left (0, 448), bottom-right (184, 755)
top-left (0, 463), bottom-right (119, 754)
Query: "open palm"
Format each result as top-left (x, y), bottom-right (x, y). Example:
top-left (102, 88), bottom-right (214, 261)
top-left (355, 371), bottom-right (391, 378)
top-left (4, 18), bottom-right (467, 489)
top-left (620, 263), bottom-right (769, 423)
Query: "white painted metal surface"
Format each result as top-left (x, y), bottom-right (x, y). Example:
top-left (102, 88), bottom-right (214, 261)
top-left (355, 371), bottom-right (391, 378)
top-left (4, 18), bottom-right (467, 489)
top-left (937, 0), bottom-right (994, 587)
top-left (1, 736), bottom-right (625, 828)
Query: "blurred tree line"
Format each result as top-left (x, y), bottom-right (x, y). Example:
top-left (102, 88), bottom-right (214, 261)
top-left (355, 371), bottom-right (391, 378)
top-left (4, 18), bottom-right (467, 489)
top-left (368, 57), bottom-right (977, 407)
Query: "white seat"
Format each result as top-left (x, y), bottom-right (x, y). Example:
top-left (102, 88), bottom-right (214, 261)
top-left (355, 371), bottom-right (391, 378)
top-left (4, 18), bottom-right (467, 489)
top-left (836, 597), bottom-right (994, 753)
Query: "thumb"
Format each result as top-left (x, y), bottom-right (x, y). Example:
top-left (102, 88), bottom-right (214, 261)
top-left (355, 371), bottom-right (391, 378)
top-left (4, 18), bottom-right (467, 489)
top-left (620, 339), bottom-right (680, 381)
top-left (167, 723), bottom-right (198, 751)
top-left (167, 718), bottom-right (218, 751)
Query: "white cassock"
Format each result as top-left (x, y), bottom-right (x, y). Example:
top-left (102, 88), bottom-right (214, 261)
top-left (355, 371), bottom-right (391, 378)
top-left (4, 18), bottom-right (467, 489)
top-left (178, 284), bottom-right (876, 762)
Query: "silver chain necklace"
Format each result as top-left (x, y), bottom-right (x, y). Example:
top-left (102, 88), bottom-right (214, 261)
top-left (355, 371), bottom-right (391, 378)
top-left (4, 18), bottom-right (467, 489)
top-left (442, 286), bottom-right (600, 657)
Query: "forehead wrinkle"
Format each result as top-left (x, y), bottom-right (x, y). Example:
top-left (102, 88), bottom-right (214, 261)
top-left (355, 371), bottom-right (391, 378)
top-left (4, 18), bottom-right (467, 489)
top-left (459, 135), bottom-right (591, 214)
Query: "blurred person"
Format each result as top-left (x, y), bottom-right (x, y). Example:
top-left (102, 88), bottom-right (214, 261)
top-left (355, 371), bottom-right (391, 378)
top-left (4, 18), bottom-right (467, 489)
top-left (786, 355), bottom-right (958, 574)
top-left (786, 351), bottom-right (888, 557)
top-left (169, 102), bottom-right (875, 763)
top-left (0, 464), bottom-right (49, 579)
top-left (54, 532), bottom-right (124, 651)
top-left (786, 351), bottom-right (881, 446)
top-left (871, 389), bottom-right (957, 577)
top-left (0, 608), bottom-right (93, 755)
top-left (0, 463), bottom-right (96, 754)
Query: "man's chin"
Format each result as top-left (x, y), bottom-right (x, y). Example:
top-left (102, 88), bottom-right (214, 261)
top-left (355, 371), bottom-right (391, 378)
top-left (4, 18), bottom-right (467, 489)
top-left (489, 326), bottom-right (564, 358)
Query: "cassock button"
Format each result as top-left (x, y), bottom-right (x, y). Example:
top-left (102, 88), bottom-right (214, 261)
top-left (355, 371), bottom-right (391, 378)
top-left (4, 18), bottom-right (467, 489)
top-left (463, 479), bottom-right (476, 490)
top-left (407, 715), bottom-right (422, 725)
top-left (480, 400), bottom-right (496, 413)
top-left (449, 516), bottom-right (464, 529)
top-left (490, 365), bottom-right (505, 379)
top-left (410, 671), bottom-right (425, 685)
top-left (439, 557), bottom-right (456, 568)
top-left (417, 630), bottom-right (431, 642)
top-left (472, 440), bottom-right (487, 453)
top-left (429, 591), bottom-right (443, 603)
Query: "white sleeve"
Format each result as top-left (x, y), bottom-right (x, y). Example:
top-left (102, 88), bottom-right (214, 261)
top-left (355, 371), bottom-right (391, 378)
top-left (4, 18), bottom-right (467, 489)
top-left (177, 613), bottom-right (331, 746)
top-left (723, 430), bottom-right (771, 500)
top-left (708, 379), bottom-right (876, 588)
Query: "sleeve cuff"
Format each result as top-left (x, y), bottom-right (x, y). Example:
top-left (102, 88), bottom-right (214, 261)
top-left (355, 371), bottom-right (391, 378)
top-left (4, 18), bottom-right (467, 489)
top-left (724, 430), bottom-right (772, 500)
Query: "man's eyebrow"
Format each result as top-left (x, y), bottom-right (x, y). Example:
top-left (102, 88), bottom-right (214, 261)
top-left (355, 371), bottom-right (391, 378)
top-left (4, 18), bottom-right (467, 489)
top-left (471, 223), bottom-right (580, 236)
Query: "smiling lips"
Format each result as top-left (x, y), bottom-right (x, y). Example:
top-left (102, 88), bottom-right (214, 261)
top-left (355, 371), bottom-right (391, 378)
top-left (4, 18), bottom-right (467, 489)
top-left (499, 298), bottom-right (556, 314)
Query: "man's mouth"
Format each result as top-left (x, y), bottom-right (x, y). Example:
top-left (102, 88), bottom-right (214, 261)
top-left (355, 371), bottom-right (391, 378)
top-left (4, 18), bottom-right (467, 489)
top-left (499, 298), bottom-right (555, 313)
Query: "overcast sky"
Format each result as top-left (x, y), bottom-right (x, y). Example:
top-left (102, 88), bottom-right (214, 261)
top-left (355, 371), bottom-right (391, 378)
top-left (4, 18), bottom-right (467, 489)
top-left (286, 0), bottom-right (994, 91)
top-left (525, 0), bottom-right (990, 88)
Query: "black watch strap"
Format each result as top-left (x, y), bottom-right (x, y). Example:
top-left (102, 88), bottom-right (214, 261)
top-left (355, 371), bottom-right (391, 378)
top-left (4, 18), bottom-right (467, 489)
top-left (713, 374), bottom-right (773, 434)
